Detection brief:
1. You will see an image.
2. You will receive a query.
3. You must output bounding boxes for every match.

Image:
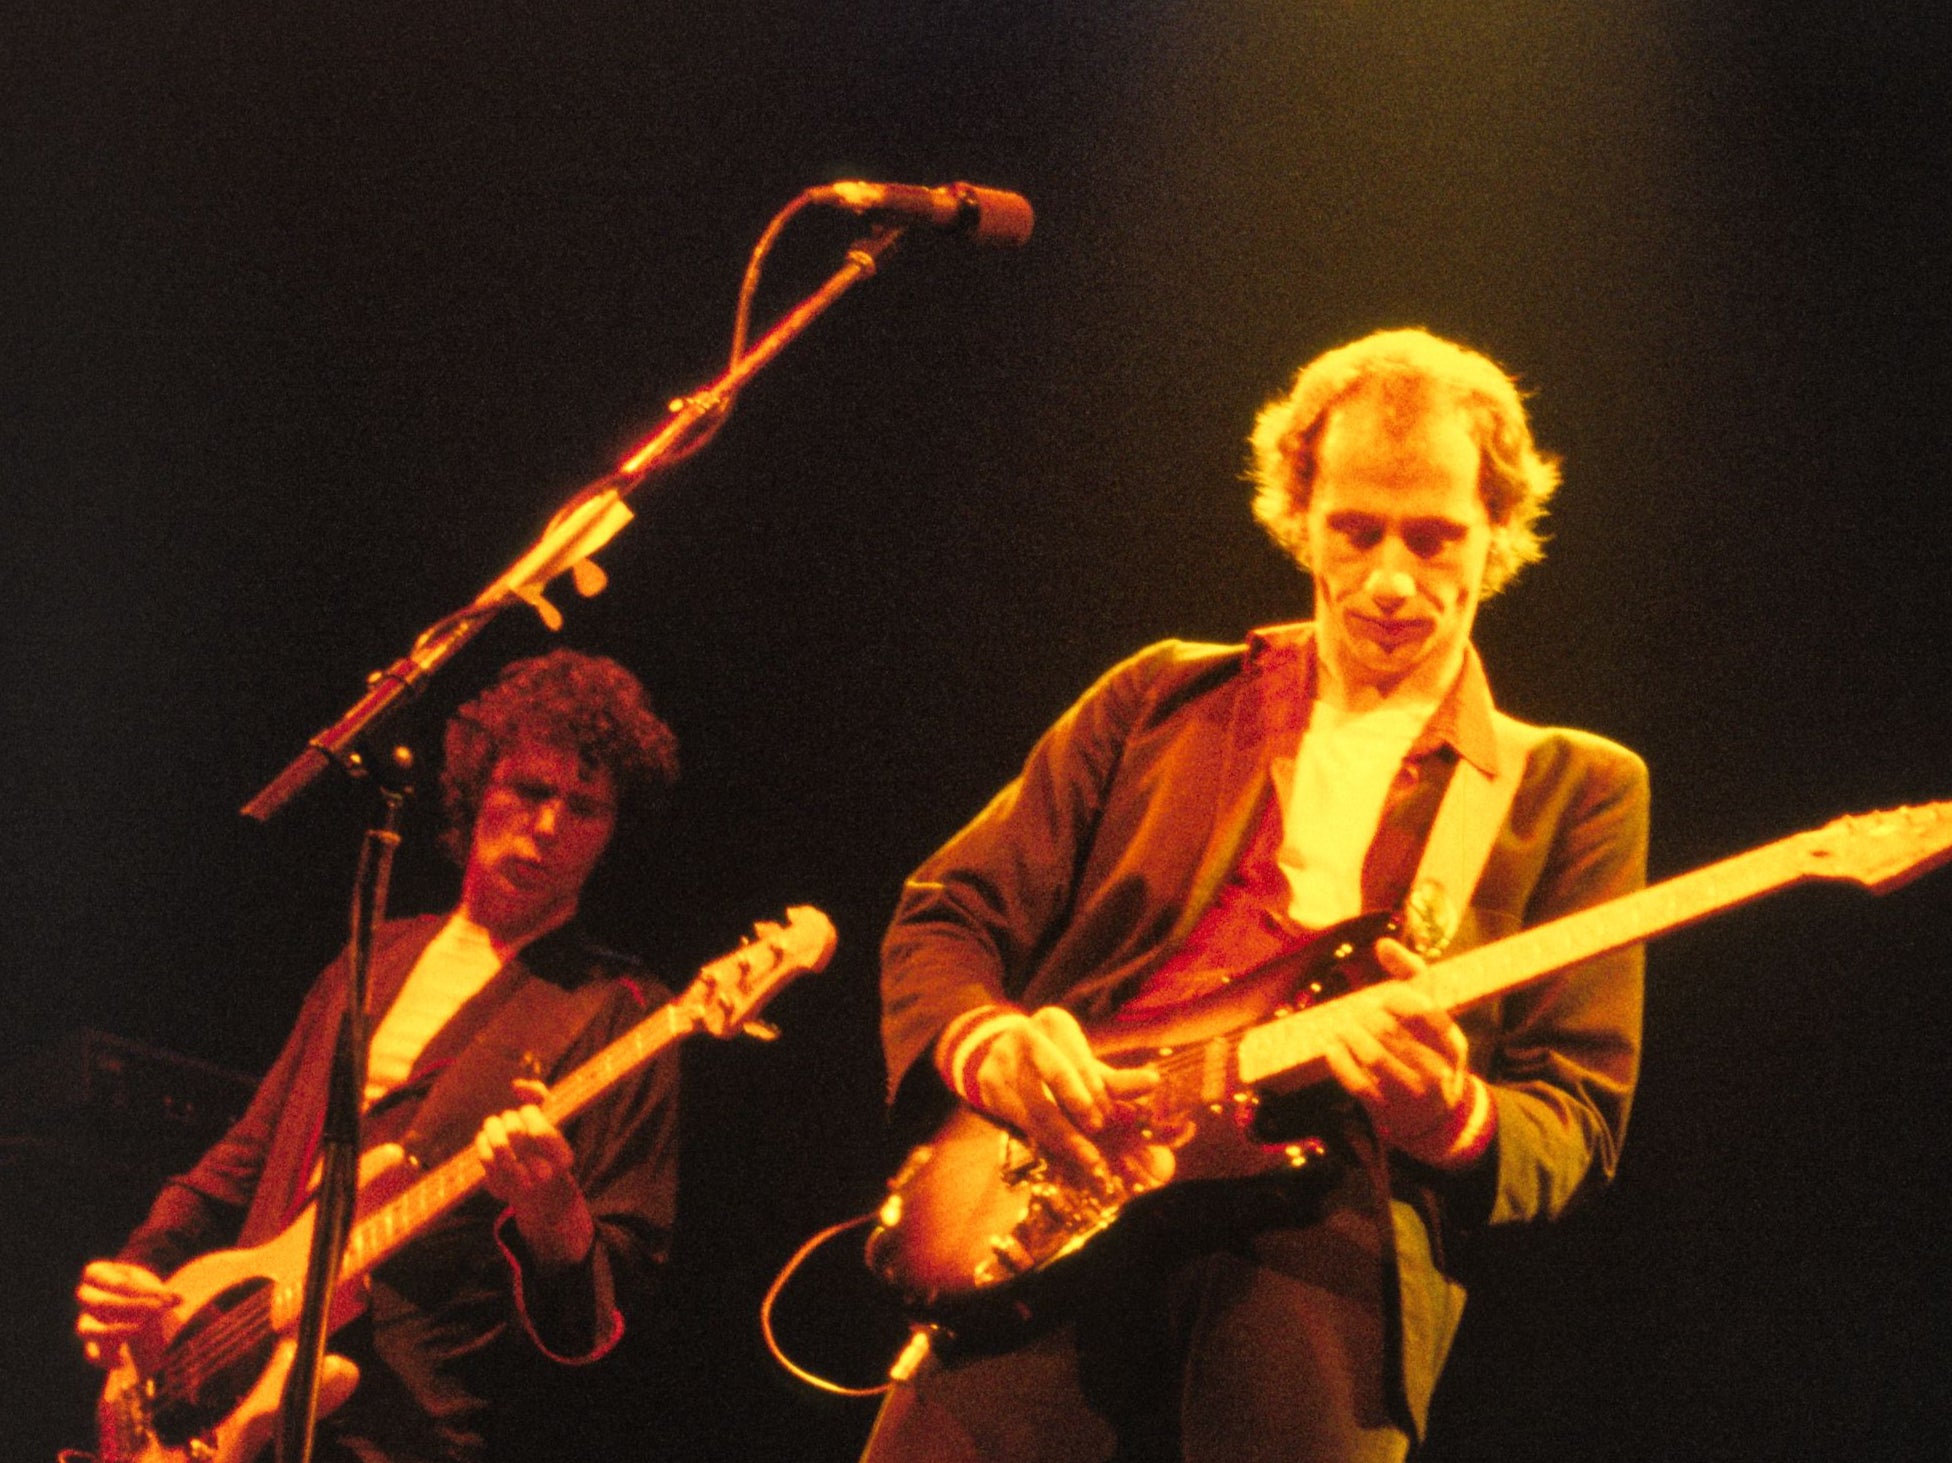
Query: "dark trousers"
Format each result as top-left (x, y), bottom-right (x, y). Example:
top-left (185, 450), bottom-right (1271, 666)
top-left (860, 1163), bottom-right (1412, 1463)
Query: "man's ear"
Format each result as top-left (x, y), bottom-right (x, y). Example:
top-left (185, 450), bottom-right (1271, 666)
top-left (1481, 523), bottom-right (1514, 596)
top-left (1290, 502), bottom-right (1319, 579)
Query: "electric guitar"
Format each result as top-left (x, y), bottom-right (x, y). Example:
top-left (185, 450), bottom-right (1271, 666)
top-left (866, 804), bottom-right (1952, 1340)
top-left (96, 906), bottom-right (838, 1463)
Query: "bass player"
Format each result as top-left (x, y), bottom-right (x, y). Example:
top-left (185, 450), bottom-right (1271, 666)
top-left (76, 649), bottom-right (683, 1462)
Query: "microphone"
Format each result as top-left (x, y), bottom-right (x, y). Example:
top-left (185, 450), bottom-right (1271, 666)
top-left (811, 181), bottom-right (1034, 248)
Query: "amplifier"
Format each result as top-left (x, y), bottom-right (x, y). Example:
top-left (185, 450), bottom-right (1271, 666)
top-left (0, 1027), bottom-right (256, 1177)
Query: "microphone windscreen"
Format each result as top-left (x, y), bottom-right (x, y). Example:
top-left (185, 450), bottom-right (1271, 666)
top-left (961, 186), bottom-right (1035, 248)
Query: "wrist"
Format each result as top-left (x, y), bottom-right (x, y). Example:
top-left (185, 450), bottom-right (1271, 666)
top-left (513, 1186), bottom-right (596, 1270)
top-left (1394, 1075), bottom-right (1497, 1171)
top-left (934, 1005), bottom-right (1030, 1108)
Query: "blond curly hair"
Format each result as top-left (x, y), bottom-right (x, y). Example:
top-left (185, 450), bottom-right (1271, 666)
top-left (1248, 328), bottom-right (1560, 597)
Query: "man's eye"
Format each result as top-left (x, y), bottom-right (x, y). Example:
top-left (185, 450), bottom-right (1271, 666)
top-left (1404, 526), bottom-right (1462, 558)
top-left (494, 781), bottom-right (558, 809)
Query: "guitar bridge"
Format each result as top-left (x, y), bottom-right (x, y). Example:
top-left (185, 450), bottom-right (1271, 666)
top-left (97, 1367), bottom-right (157, 1463)
top-left (979, 1147), bottom-right (1127, 1286)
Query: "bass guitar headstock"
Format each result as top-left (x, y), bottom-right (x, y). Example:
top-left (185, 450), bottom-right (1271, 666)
top-left (682, 905), bottom-right (839, 1039)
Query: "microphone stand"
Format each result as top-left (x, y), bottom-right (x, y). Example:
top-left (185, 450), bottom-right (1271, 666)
top-left (242, 221), bottom-right (905, 824)
top-left (277, 750), bottom-right (408, 1463)
top-left (248, 213), bottom-right (907, 1463)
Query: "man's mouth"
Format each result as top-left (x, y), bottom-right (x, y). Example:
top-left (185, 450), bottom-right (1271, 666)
top-left (498, 857), bottom-right (548, 887)
top-left (1354, 615), bottom-right (1429, 650)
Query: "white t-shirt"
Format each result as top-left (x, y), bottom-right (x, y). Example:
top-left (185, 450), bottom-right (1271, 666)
top-left (1276, 696), bottom-right (1437, 930)
top-left (362, 913), bottom-right (505, 1107)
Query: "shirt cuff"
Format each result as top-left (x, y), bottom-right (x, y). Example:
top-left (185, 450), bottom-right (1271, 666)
top-left (932, 1005), bottom-right (1029, 1107)
top-left (1398, 1074), bottom-right (1498, 1172)
top-left (494, 1208), bottom-right (625, 1364)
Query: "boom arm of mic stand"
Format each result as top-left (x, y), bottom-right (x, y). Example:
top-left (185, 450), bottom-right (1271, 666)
top-left (241, 223), bottom-right (905, 822)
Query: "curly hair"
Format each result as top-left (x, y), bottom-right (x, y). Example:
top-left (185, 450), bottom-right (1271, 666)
top-left (439, 649), bottom-right (680, 864)
top-left (1248, 327), bottom-right (1561, 597)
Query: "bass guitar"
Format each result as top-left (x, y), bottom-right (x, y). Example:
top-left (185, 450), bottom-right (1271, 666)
top-left (866, 804), bottom-right (1952, 1339)
top-left (96, 906), bottom-right (838, 1463)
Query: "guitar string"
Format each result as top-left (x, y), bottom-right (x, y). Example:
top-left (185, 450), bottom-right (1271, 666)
top-left (145, 1169), bottom-right (461, 1407)
top-left (148, 1168), bottom-right (453, 1403)
top-left (148, 1172), bottom-right (455, 1406)
top-left (149, 1288), bottom-right (274, 1409)
top-left (145, 1044), bottom-right (647, 1402)
top-left (141, 1032), bottom-right (678, 1407)
top-left (1124, 1040), bottom-right (1230, 1124)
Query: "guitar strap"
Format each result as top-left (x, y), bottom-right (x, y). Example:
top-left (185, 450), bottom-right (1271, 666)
top-left (386, 971), bottom-right (617, 1172)
top-left (1398, 711), bottom-right (1544, 957)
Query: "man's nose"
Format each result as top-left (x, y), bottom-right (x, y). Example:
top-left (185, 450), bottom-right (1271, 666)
top-left (1365, 564), bottom-right (1416, 607)
top-left (531, 800), bottom-right (562, 837)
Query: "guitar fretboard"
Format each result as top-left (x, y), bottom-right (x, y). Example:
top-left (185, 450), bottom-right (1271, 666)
top-left (357, 1000), bottom-right (694, 1276)
top-left (1235, 829), bottom-right (1822, 1088)
top-left (267, 998), bottom-right (700, 1329)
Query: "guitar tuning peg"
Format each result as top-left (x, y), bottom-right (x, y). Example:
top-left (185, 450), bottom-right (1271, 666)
top-left (741, 1020), bottom-right (781, 1042)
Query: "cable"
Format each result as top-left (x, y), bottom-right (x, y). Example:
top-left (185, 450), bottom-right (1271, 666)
top-left (759, 1210), bottom-right (917, 1399)
top-left (628, 185), bottom-right (832, 479)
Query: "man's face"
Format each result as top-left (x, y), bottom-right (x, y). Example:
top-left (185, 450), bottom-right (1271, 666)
top-left (1305, 395), bottom-right (1498, 703)
top-left (460, 739), bottom-right (617, 942)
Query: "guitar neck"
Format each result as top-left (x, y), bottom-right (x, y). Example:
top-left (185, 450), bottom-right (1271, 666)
top-left (340, 998), bottom-right (697, 1283)
top-left (1236, 828), bottom-right (1816, 1088)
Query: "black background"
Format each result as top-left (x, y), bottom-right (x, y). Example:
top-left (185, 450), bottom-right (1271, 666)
top-left (5, 3), bottom-right (1949, 1459)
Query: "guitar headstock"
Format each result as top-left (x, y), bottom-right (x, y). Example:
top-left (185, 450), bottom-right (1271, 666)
top-left (682, 905), bottom-right (839, 1038)
top-left (1798, 802), bottom-right (1952, 893)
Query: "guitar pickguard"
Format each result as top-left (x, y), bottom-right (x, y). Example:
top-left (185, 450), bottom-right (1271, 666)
top-left (147, 1279), bottom-right (279, 1448)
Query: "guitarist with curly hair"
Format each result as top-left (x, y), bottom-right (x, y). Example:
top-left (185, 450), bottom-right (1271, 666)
top-left (77, 650), bottom-right (684, 1463)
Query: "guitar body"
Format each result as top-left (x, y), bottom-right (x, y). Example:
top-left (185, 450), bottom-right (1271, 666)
top-left (98, 1318), bottom-right (359, 1463)
top-left (866, 915), bottom-right (1392, 1339)
top-left (96, 1147), bottom-right (411, 1463)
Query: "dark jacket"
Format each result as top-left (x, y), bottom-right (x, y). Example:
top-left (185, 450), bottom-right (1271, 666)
top-left (880, 625), bottom-right (1647, 1433)
top-left (121, 915), bottom-right (680, 1462)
